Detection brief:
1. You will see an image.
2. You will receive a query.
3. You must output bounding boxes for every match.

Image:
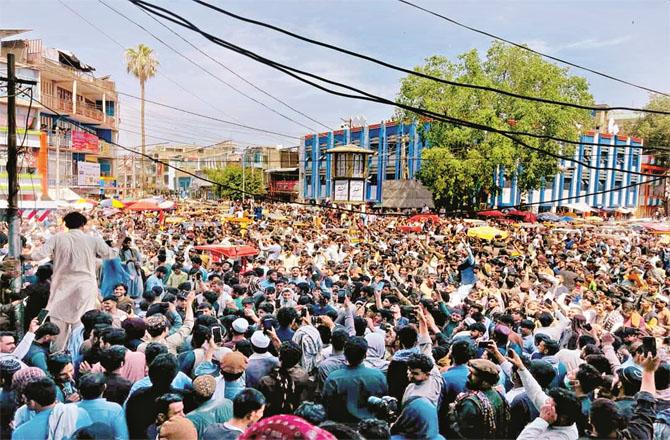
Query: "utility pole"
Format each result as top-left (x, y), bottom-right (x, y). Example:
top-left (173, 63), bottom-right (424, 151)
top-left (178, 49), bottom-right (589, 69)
top-left (242, 149), bottom-right (247, 202)
top-left (55, 126), bottom-right (61, 199)
top-left (4, 54), bottom-right (36, 296)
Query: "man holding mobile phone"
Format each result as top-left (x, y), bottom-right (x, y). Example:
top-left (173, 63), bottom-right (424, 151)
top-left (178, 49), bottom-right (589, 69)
top-left (0, 317), bottom-right (39, 368)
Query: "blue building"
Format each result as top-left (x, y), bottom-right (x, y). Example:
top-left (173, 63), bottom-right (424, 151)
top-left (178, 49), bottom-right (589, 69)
top-left (301, 120), bottom-right (429, 202)
top-left (491, 132), bottom-right (643, 211)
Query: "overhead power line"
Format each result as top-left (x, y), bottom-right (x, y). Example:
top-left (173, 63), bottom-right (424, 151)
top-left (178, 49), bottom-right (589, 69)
top-left (56, 0), bottom-right (244, 124)
top-left (98, 0), bottom-right (320, 132)
top-left (56, 0), bottom-right (296, 141)
top-left (31, 92), bottom-right (665, 216)
top-left (397, 0), bottom-right (670, 98)
top-left (131, 0), bottom-right (670, 155)
top-left (128, 0), bottom-right (667, 179)
top-left (135, 5), bottom-right (333, 131)
top-left (190, 0), bottom-right (670, 115)
top-left (117, 91), bottom-right (301, 140)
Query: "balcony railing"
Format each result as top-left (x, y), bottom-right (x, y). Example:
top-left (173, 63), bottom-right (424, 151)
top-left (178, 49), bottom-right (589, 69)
top-left (76, 104), bottom-right (104, 122)
top-left (41, 93), bottom-right (73, 114)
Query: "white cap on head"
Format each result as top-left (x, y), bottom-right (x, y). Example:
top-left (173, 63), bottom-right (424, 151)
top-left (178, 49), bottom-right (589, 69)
top-left (232, 318), bottom-right (249, 334)
top-left (250, 330), bottom-right (270, 349)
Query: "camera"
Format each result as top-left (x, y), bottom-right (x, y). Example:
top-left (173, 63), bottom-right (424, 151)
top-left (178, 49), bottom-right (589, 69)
top-left (367, 396), bottom-right (399, 423)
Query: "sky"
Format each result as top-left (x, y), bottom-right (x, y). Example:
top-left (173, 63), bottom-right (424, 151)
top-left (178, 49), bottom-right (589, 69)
top-left (1, 0), bottom-right (669, 152)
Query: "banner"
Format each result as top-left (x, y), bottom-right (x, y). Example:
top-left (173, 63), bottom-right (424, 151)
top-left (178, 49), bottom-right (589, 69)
top-left (333, 180), bottom-right (349, 201)
top-left (72, 130), bottom-right (99, 153)
top-left (77, 161), bottom-right (100, 186)
top-left (349, 180), bottom-right (365, 201)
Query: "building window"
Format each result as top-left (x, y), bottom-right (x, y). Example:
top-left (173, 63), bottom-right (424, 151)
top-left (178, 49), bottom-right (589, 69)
top-left (503, 173), bottom-right (512, 189)
top-left (336, 157), bottom-right (347, 176)
top-left (352, 154), bottom-right (364, 178)
top-left (564, 178), bottom-right (572, 190)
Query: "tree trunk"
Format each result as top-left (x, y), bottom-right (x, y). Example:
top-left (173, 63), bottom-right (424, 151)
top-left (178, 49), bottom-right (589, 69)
top-left (140, 78), bottom-right (146, 196)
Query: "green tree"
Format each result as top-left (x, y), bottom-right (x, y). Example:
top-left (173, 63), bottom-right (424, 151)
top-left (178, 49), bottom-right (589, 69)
top-left (397, 42), bottom-right (594, 211)
top-left (125, 44), bottom-right (159, 194)
top-left (622, 95), bottom-right (670, 165)
top-left (204, 165), bottom-right (266, 200)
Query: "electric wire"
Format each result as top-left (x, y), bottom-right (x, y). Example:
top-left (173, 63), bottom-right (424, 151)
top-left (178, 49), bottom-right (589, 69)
top-left (129, 0), bottom-right (664, 179)
top-left (56, 0), bottom-right (244, 124)
top-left (55, 0), bottom-right (304, 141)
top-left (120, 99), bottom-right (293, 144)
top-left (190, 0), bottom-right (670, 115)
top-left (98, 0), bottom-right (319, 132)
top-left (136, 4), bottom-right (332, 130)
top-left (32, 94), bottom-right (665, 216)
top-left (397, 0), bottom-right (670, 98)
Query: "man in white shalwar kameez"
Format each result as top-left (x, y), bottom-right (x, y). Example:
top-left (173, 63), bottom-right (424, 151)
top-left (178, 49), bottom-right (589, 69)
top-left (27, 212), bottom-right (118, 350)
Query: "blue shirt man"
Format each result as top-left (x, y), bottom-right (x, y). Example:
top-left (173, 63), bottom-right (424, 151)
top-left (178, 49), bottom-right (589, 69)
top-left (438, 340), bottom-right (473, 434)
top-left (13, 377), bottom-right (91, 440)
top-left (76, 372), bottom-right (129, 440)
top-left (144, 267), bottom-right (167, 294)
top-left (78, 399), bottom-right (128, 440)
top-left (322, 336), bottom-right (388, 423)
top-left (458, 247), bottom-right (476, 286)
top-left (125, 372), bottom-right (192, 406)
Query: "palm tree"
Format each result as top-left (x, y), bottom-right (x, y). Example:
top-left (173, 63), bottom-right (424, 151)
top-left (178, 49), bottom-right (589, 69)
top-left (124, 44), bottom-right (158, 194)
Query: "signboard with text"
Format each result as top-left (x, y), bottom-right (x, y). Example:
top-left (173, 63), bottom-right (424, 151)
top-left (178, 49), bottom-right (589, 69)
top-left (333, 180), bottom-right (349, 201)
top-left (77, 161), bottom-right (100, 186)
top-left (349, 180), bottom-right (365, 202)
top-left (72, 130), bottom-right (99, 153)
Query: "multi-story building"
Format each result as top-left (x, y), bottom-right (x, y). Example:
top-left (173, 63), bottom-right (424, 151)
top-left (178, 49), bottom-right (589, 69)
top-left (1, 34), bottom-right (119, 199)
top-left (301, 120), bottom-right (428, 202)
top-left (491, 132), bottom-right (644, 211)
top-left (149, 141), bottom-right (241, 195)
top-left (638, 154), bottom-right (667, 217)
top-left (266, 147), bottom-right (299, 201)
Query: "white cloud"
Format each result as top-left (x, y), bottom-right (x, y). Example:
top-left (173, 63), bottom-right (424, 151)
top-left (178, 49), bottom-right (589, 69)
top-left (560, 35), bottom-right (632, 51)
top-left (522, 35), bottom-right (631, 55)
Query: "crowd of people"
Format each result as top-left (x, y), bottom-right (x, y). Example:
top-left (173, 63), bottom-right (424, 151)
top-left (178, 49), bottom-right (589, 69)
top-left (0, 199), bottom-right (669, 440)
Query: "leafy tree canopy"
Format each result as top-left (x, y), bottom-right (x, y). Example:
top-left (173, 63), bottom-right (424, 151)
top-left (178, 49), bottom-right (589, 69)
top-left (622, 95), bottom-right (670, 166)
top-left (396, 42), bottom-right (594, 210)
top-left (204, 165), bottom-right (266, 200)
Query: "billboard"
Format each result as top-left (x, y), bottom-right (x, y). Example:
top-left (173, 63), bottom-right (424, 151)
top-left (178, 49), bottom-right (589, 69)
top-left (77, 161), bottom-right (100, 187)
top-left (72, 130), bottom-right (99, 153)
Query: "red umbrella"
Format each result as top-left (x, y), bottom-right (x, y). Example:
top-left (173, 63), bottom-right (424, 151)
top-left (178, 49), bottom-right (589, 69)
top-left (194, 244), bottom-right (259, 259)
top-left (408, 214), bottom-right (441, 224)
top-left (399, 225), bottom-right (422, 233)
top-left (506, 209), bottom-right (537, 223)
top-left (126, 200), bottom-right (162, 211)
top-left (477, 210), bottom-right (505, 218)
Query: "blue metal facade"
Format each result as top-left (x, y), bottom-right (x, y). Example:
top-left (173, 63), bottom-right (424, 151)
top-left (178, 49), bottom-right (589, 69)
top-left (491, 133), bottom-right (643, 211)
top-left (301, 120), bottom-right (428, 202)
